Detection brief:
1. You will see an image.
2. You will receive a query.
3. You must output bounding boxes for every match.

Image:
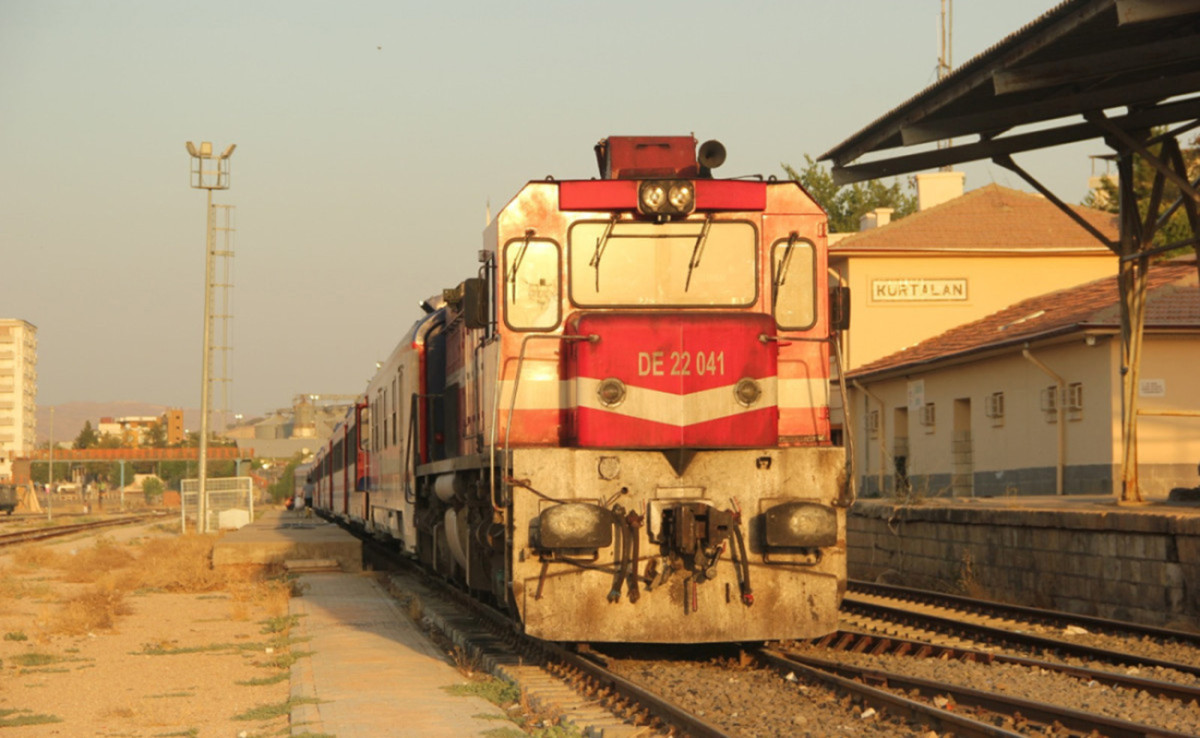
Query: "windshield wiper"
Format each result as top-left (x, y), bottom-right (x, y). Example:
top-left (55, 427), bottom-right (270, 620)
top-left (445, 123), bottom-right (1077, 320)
top-left (684, 216), bottom-right (713, 292)
top-left (507, 229), bottom-right (535, 303)
top-left (772, 231), bottom-right (800, 310)
top-left (588, 216), bottom-right (618, 291)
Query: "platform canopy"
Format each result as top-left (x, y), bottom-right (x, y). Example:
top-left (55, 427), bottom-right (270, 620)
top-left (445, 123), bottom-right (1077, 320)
top-left (822, 0), bottom-right (1200, 186)
top-left (821, 0), bottom-right (1200, 503)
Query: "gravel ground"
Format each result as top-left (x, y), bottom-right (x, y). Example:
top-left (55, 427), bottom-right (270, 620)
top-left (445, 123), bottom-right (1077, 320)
top-left (0, 521), bottom-right (293, 737)
top-left (598, 647), bottom-right (937, 737)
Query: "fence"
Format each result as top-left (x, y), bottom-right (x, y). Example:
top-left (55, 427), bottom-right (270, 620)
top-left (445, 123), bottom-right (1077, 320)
top-left (180, 476), bottom-right (255, 532)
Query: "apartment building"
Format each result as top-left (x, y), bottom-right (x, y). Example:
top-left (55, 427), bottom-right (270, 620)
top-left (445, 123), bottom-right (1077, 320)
top-left (0, 320), bottom-right (38, 480)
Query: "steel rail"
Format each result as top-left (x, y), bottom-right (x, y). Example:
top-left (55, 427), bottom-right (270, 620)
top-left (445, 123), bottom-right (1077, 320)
top-left (755, 648), bottom-right (1024, 738)
top-left (765, 648), bottom-right (1197, 738)
top-left (842, 597), bottom-right (1200, 679)
top-left (849, 579), bottom-right (1200, 648)
top-left (0, 516), bottom-right (156, 548)
top-left (815, 630), bottom-right (1200, 703)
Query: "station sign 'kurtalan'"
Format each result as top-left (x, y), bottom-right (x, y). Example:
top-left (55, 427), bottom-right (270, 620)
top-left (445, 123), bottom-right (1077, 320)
top-left (872, 278), bottom-right (968, 302)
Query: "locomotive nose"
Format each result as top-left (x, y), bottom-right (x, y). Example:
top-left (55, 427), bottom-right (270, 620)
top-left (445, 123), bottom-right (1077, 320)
top-left (566, 312), bottom-right (779, 449)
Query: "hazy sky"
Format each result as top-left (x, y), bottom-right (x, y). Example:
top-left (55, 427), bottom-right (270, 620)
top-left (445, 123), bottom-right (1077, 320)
top-left (2, 0), bottom-right (1092, 416)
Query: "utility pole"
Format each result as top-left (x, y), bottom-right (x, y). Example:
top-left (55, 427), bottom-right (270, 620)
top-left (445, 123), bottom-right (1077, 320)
top-left (186, 141), bottom-right (236, 534)
top-left (47, 407), bottom-right (54, 522)
top-left (938, 0), bottom-right (954, 167)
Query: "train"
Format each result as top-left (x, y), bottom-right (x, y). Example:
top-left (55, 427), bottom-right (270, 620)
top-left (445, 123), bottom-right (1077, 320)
top-left (309, 136), bottom-right (850, 643)
top-left (0, 482), bottom-right (17, 515)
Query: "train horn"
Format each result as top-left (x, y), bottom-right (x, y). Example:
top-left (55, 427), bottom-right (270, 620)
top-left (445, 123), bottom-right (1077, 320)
top-left (698, 139), bottom-right (727, 172)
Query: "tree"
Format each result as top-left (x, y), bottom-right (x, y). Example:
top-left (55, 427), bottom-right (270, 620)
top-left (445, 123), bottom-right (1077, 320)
top-left (268, 453), bottom-right (305, 505)
top-left (1083, 131), bottom-right (1198, 256)
top-left (74, 421), bottom-right (99, 450)
top-left (783, 155), bottom-right (917, 233)
top-left (144, 421), bottom-right (167, 448)
top-left (142, 477), bottom-right (164, 505)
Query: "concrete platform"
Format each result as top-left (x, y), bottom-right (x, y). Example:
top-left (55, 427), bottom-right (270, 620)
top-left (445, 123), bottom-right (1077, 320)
top-left (212, 509), bottom-right (362, 572)
top-left (848, 494), bottom-right (1200, 629)
top-left (288, 572), bottom-right (507, 737)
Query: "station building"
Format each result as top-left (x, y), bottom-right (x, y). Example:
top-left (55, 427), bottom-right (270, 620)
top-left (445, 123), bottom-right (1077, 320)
top-left (830, 178), bottom-right (1118, 371)
top-left (0, 319), bottom-right (37, 481)
top-left (847, 261), bottom-right (1200, 498)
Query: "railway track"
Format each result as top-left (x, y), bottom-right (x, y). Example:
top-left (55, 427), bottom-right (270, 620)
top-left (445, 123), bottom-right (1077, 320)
top-left (842, 579), bottom-right (1200, 681)
top-left (758, 645), bottom-right (1198, 738)
top-left (0, 515), bottom-right (160, 548)
top-left (336, 515), bottom-right (1200, 736)
top-left (353, 519), bottom-right (725, 737)
top-left (848, 579), bottom-right (1200, 648)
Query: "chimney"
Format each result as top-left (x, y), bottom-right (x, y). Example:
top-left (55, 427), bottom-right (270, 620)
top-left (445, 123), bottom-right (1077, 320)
top-left (915, 171), bottom-right (965, 210)
top-left (859, 207), bottom-right (894, 231)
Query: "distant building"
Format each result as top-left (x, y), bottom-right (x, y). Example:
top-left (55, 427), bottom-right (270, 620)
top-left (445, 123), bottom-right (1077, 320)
top-left (163, 408), bottom-right (184, 445)
top-left (96, 409), bottom-right (185, 446)
top-left (222, 394), bottom-right (354, 460)
top-left (848, 261), bottom-right (1200, 498)
top-left (0, 319), bottom-right (37, 481)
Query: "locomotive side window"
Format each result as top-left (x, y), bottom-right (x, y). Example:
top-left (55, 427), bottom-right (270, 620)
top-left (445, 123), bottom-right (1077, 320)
top-left (771, 237), bottom-right (816, 330)
top-left (568, 220), bottom-right (756, 307)
top-left (503, 238), bottom-right (561, 331)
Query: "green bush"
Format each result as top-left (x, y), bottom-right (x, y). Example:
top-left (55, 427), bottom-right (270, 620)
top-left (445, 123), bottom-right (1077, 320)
top-left (143, 477), bottom-right (165, 504)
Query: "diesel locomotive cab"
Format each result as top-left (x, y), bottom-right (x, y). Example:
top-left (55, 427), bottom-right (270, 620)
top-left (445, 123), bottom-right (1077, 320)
top-left (490, 136), bottom-right (846, 642)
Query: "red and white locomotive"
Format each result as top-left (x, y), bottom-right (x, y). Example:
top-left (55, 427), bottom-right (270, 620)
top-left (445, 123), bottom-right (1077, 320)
top-left (311, 136), bottom-right (848, 643)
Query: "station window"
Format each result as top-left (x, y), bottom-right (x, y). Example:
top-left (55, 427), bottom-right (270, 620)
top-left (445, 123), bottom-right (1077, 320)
top-left (985, 392), bottom-right (1005, 427)
top-left (866, 409), bottom-right (880, 439)
top-left (1041, 385), bottom-right (1058, 422)
top-left (504, 237), bottom-right (561, 331)
top-left (1067, 382), bottom-right (1083, 421)
top-left (920, 402), bottom-right (936, 433)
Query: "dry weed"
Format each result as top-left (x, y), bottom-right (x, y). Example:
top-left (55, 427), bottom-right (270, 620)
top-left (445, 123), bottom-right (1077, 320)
top-left (59, 538), bottom-right (137, 583)
top-left (227, 579), bottom-right (289, 622)
top-left (11, 545), bottom-right (62, 569)
top-left (49, 579), bottom-right (131, 635)
top-left (135, 535), bottom-right (225, 593)
top-left (956, 550), bottom-right (990, 599)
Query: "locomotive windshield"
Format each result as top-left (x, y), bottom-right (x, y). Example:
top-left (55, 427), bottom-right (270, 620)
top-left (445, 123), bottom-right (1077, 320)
top-left (568, 220), bottom-right (756, 307)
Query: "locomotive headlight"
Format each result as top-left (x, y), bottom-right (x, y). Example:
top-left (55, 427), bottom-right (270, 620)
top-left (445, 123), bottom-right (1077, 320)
top-left (597, 377), bottom-right (627, 408)
top-left (638, 179), bottom-right (695, 218)
top-left (734, 378), bottom-right (762, 407)
top-left (764, 501), bottom-right (837, 548)
top-left (667, 182), bottom-right (694, 210)
top-left (640, 183), bottom-right (667, 211)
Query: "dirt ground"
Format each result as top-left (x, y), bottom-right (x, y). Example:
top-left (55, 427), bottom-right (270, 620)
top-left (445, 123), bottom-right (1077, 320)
top-left (0, 521), bottom-right (295, 737)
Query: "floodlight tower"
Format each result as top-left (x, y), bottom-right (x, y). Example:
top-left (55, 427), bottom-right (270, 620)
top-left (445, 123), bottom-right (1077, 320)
top-left (186, 141), bottom-right (236, 533)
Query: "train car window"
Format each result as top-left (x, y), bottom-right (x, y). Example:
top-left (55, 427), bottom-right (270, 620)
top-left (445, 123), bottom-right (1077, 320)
top-left (503, 238), bottom-right (561, 331)
top-left (771, 237), bottom-right (817, 330)
top-left (392, 373), bottom-right (400, 445)
top-left (568, 220), bottom-right (757, 307)
top-left (332, 438), bottom-right (344, 472)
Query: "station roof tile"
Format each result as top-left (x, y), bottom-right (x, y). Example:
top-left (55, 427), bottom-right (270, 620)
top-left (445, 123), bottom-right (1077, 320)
top-left (831, 184), bottom-right (1117, 254)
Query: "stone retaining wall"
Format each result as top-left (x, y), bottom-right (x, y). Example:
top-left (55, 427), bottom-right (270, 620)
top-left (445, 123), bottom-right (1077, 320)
top-left (847, 500), bottom-right (1200, 629)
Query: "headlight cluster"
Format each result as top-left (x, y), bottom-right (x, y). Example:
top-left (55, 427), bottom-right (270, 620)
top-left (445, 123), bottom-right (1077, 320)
top-left (638, 180), bottom-right (694, 219)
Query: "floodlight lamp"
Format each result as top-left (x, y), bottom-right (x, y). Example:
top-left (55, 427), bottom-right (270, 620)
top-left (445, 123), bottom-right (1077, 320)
top-left (220, 144), bottom-right (237, 159)
top-left (199, 141), bottom-right (213, 158)
top-left (186, 141), bottom-right (199, 157)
